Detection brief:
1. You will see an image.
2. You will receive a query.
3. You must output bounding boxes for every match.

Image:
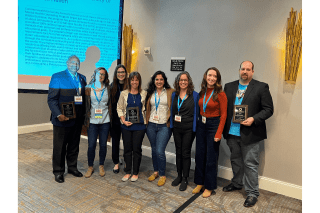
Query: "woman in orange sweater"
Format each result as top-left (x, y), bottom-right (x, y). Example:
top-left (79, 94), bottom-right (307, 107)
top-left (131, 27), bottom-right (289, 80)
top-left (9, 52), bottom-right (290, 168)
top-left (192, 67), bottom-right (227, 198)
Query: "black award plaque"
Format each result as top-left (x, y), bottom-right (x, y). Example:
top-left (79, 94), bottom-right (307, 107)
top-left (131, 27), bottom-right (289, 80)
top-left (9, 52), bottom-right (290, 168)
top-left (232, 105), bottom-right (248, 123)
top-left (126, 107), bottom-right (140, 123)
top-left (61, 102), bottom-right (76, 119)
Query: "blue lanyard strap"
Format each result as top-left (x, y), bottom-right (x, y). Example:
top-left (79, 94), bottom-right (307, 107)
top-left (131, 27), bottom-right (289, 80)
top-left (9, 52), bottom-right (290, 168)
top-left (203, 89), bottom-right (214, 114)
top-left (155, 91), bottom-right (161, 112)
top-left (92, 85), bottom-right (105, 106)
top-left (68, 71), bottom-right (81, 95)
top-left (177, 94), bottom-right (187, 113)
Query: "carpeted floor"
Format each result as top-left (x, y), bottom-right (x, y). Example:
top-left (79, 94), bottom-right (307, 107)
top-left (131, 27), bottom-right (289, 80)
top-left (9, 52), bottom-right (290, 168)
top-left (18, 130), bottom-right (302, 212)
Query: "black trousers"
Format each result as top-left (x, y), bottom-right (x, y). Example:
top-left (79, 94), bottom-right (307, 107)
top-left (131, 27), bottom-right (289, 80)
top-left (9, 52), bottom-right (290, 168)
top-left (121, 128), bottom-right (145, 175)
top-left (173, 127), bottom-right (195, 178)
top-left (52, 118), bottom-right (83, 175)
top-left (110, 123), bottom-right (122, 165)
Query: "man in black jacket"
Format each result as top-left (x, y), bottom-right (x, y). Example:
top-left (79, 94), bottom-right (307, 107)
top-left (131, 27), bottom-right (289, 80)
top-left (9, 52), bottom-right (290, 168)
top-left (222, 61), bottom-right (273, 207)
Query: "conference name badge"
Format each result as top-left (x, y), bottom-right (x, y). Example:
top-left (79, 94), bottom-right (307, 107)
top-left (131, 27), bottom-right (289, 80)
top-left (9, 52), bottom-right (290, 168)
top-left (74, 96), bottom-right (83, 105)
top-left (175, 115), bottom-right (181, 122)
top-left (153, 114), bottom-right (160, 121)
top-left (202, 116), bottom-right (206, 124)
top-left (95, 109), bottom-right (103, 119)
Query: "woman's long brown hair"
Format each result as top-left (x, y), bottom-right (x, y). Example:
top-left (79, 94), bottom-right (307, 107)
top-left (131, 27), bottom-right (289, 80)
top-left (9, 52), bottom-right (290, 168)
top-left (110, 64), bottom-right (128, 103)
top-left (199, 67), bottom-right (222, 101)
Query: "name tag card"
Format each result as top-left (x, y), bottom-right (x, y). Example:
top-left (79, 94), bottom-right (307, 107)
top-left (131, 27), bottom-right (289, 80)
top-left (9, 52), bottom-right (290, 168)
top-left (74, 96), bottom-right (83, 105)
top-left (175, 115), bottom-right (181, 122)
top-left (153, 114), bottom-right (160, 121)
top-left (95, 109), bottom-right (103, 119)
top-left (202, 116), bottom-right (206, 124)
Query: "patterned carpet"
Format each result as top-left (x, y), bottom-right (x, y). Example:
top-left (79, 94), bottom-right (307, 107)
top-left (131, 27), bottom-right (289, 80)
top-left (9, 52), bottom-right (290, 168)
top-left (18, 131), bottom-right (302, 212)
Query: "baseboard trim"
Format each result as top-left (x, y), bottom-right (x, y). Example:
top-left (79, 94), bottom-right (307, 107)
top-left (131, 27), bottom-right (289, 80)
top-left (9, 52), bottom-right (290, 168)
top-left (18, 123), bottom-right (53, 134)
top-left (20, 129), bottom-right (301, 200)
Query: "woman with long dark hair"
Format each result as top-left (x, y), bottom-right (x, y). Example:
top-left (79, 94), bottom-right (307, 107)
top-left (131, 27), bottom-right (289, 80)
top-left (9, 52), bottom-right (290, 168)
top-left (84, 67), bottom-right (111, 178)
top-left (170, 71), bottom-right (199, 191)
top-left (192, 67), bottom-right (227, 197)
top-left (110, 64), bottom-right (128, 173)
top-left (145, 71), bottom-right (175, 186)
top-left (117, 72), bottom-right (147, 182)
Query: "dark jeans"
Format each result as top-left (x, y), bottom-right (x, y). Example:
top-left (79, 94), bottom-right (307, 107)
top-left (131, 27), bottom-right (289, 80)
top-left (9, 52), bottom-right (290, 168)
top-left (52, 117), bottom-right (84, 175)
top-left (173, 127), bottom-right (195, 178)
top-left (194, 117), bottom-right (220, 190)
top-left (87, 123), bottom-right (110, 166)
top-left (146, 122), bottom-right (172, 176)
top-left (227, 135), bottom-right (261, 198)
top-left (121, 128), bottom-right (146, 175)
top-left (110, 123), bottom-right (122, 164)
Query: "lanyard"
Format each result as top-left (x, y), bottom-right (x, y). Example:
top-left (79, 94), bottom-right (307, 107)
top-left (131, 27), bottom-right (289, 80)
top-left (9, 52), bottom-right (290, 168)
top-left (177, 94), bottom-right (187, 114)
top-left (154, 91), bottom-right (161, 112)
top-left (203, 89), bottom-right (214, 114)
top-left (68, 71), bottom-right (81, 95)
top-left (92, 85), bottom-right (105, 106)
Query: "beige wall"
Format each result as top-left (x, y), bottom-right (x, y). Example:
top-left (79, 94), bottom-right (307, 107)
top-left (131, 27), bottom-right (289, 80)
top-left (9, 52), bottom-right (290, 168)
top-left (123, 0), bottom-right (302, 186)
top-left (18, 93), bottom-right (51, 126)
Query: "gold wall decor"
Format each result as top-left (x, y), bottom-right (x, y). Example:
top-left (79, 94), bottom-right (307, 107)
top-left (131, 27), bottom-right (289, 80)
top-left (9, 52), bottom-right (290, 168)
top-left (122, 24), bottom-right (133, 73)
top-left (285, 8), bottom-right (302, 83)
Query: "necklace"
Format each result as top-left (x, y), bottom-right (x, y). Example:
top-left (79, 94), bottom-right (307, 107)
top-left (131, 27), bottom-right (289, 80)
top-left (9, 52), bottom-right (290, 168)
top-left (132, 94), bottom-right (137, 104)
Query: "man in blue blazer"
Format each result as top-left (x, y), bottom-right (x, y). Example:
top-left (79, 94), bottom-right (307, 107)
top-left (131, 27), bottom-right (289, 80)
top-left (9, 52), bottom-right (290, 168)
top-left (48, 55), bottom-right (87, 183)
top-left (222, 61), bottom-right (273, 207)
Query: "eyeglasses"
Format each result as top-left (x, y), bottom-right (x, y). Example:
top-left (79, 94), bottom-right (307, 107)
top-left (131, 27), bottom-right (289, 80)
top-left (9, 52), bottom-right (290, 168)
top-left (117, 71), bottom-right (126, 74)
top-left (100, 74), bottom-right (106, 76)
top-left (179, 79), bottom-right (188, 82)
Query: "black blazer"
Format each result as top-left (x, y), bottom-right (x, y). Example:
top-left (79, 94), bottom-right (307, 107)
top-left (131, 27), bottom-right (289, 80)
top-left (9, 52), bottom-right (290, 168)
top-left (223, 79), bottom-right (274, 144)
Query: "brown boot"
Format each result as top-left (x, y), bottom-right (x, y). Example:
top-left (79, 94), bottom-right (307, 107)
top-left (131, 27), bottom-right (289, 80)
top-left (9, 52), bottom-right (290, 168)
top-left (99, 165), bottom-right (105, 177)
top-left (84, 167), bottom-right (94, 178)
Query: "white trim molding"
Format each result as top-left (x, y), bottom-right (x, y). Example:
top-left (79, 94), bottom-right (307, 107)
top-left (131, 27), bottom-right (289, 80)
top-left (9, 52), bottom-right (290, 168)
top-left (18, 123), bottom-right (53, 134)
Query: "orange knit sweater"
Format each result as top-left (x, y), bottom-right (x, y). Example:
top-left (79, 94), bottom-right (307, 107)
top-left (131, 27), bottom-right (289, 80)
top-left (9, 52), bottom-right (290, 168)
top-left (198, 88), bottom-right (227, 139)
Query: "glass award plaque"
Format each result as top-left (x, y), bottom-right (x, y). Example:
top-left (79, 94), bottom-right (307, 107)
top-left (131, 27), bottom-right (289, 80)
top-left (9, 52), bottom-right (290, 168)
top-left (232, 105), bottom-right (248, 123)
top-left (61, 102), bottom-right (76, 119)
top-left (126, 106), bottom-right (140, 123)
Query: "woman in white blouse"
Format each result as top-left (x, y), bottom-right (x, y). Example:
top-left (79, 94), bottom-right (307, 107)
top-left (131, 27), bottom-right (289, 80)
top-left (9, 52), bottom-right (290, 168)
top-left (145, 71), bottom-right (174, 186)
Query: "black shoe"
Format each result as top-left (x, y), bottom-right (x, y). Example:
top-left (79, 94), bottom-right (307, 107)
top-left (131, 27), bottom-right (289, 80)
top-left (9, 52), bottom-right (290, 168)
top-left (68, 170), bottom-right (83, 177)
top-left (179, 178), bottom-right (188, 191)
top-left (171, 176), bottom-right (182, 186)
top-left (223, 183), bottom-right (242, 192)
top-left (54, 174), bottom-right (64, 183)
top-left (244, 196), bottom-right (258, 207)
top-left (113, 168), bottom-right (119, 174)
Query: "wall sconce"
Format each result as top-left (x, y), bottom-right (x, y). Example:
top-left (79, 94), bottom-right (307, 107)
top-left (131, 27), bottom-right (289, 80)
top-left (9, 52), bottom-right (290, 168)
top-left (285, 8), bottom-right (302, 84)
top-left (144, 47), bottom-right (151, 55)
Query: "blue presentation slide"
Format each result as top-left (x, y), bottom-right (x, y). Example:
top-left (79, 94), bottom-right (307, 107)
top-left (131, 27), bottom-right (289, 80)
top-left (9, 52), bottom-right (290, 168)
top-left (18, 0), bottom-right (123, 79)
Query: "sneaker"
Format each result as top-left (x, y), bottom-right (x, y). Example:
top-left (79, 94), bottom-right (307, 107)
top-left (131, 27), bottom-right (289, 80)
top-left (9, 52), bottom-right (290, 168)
top-left (84, 167), bottom-right (94, 178)
top-left (192, 185), bottom-right (204, 194)
top-left (99, 165), bottom-right (105, 177)
top-left (157, 176), bottom-right (166, 186)
top-left (148, 173), bottom-right (159, 182)
top-left (171, 176), bottom-right (182, 186)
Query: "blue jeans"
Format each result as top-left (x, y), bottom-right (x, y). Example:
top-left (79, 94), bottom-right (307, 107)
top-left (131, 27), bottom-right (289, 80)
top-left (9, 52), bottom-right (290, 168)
top-left (227, 135), bottom-right (261, 198)
top-left (194, 117), bottom-right (220, 190)
top-left (146, 122), bottom-right (172, 176)
top-left (87, 123), bottom-right (110, 166)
